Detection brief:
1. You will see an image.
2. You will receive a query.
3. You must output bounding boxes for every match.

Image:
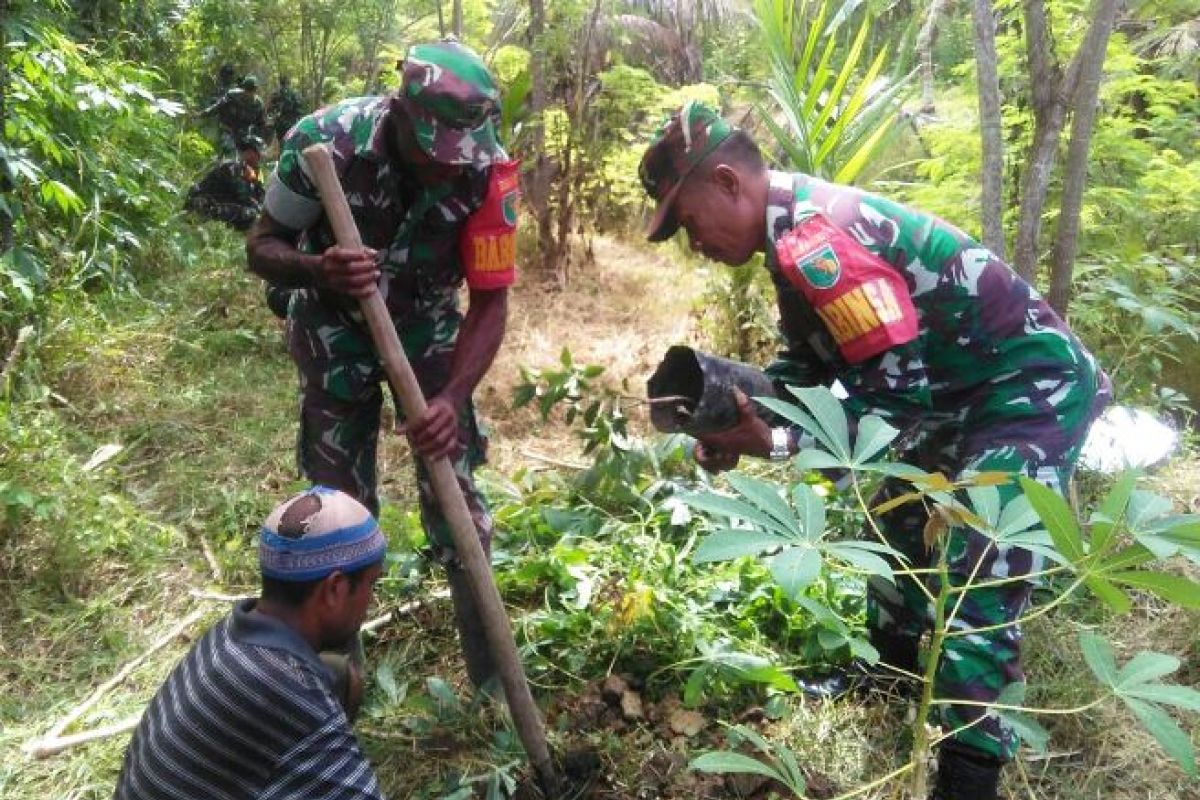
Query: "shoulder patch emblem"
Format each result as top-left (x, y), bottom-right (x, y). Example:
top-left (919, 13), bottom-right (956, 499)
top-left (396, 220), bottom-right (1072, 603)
top-left (502, 190), bottom-right (519, 226)
top-left (797, 244), bottom-right (842, 290)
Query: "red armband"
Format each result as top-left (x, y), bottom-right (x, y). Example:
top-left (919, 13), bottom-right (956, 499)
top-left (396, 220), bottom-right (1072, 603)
top-left (461, 159), bottom-right (520, 290)
top-left (776, 214), bottom-right (919, 363)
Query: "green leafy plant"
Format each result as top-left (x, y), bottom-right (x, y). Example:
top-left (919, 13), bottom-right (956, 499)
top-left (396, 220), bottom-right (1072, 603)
top-left (754, 0), bottom-right (912, 182)
top-left (692, 724), bottom-right (809, 797)
top-left (681, 386), bottom-right (1200, 795)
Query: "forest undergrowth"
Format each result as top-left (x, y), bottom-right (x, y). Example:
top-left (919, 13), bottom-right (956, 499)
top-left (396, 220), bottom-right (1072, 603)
top-left (1, 229), bottom-right (1197, 800)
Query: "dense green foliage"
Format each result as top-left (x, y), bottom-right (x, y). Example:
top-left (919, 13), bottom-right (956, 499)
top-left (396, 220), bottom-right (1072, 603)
top-left (2, 1), bottom-right (1199, 799)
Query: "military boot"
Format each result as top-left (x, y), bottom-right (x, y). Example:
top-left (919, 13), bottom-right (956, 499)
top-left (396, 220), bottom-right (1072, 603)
top-left (930, 742), bottom-right (1002, 800)
top-left (797, 629), bottom-right (920, 699)
top-left (444, 562), bottom-right (498, 690)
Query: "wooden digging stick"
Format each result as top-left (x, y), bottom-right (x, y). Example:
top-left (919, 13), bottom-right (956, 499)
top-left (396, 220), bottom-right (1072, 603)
top-left (301, 144), bottom-right (560, 796)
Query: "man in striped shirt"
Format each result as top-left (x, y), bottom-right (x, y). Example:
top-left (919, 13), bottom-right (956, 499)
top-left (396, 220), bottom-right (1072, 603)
top-left (114, 487), bottom-right (388, 800)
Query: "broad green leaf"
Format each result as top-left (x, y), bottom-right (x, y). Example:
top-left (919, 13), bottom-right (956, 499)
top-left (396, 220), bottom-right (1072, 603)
top-left (684, 665), bottom-right (707, 707)
top-left (1123, 697), bottom-right (1197, 776)
top-left (789, 386), bottom-right (851, 460)
top-left (727, 472), bottom-right (799, 538)
top-left (848, 636), bottom-right (879, 663)
top-left (996, 494), bottom-right (1040, 538)
top-left (755, 396), bottom-right (823, 439)
top-left (679, 490), bottom-right (789, 537)
top-left (825, 541), bottom-right (895, 581)
top-left (690, 752), bottom-right (786, 783)
top-left (794, 448), bottom-right (846, 471)
top-left (1126, 490), bottom-right (1173, 531)
top-left (791, 483), bottom-right (826, 541)
top-left (426, 676), bottom-right (461, 714)
top-left (1109, 570), bottom-right (1200, 609)
top-left (694, 530), bottom-right (789, 563)
top-left (1089, 472), bottom-right (1137, 555)
top-left (965, 485), bottom-right (1001, 529)
top-left (1021, 477), bottom-right (1084, 563)
top-left (851, 414), bottom-right (898, 464)
top-left (1096, 543), bottom-right (1156, 572)
top-left (770, 547), bottom-right (822, 598)
top-left (1001, 710), bottom-right (1050, 753)
top-left (1083, 575), bottom-right (1132, 613)
top-left (1079, 632), bottom-right (1119, 688)
top-left (1122, 683), bottom-right (1200, 711)
top-left (860, 461), bottom-right (930, 480)
top-left (1117, 652), bottom-right (1182, 689)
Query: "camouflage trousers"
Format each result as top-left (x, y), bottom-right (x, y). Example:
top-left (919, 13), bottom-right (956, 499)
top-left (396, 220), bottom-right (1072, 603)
top-left (288, 297), bottom-right (493, 556)
top-left (865, 438), bottom-right (1081, 762)
top-left (184, 194), bottom-right (259, 231)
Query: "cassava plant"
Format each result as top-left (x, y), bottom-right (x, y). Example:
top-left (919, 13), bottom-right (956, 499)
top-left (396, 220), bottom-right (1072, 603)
top-left (685, 385), bottom-right (1200, 797)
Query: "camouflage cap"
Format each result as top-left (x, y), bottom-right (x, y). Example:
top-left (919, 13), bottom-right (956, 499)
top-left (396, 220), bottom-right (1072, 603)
top-left (395, 40), bottom-right (502, 166)
top-left (639, 101), bottom-right (735, 242)
top-left (241, 74), bottom-right (259, 90)
top-left (238, 134), bottom-right (265, 153)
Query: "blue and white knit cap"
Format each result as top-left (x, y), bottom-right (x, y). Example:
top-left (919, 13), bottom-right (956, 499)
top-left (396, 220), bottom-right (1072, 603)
top-left (259, 486), bottom-right (387, 582)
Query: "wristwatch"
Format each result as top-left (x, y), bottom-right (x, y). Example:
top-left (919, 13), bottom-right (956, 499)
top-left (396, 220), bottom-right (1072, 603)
top-left (769, 427), bottom-right (792, 461)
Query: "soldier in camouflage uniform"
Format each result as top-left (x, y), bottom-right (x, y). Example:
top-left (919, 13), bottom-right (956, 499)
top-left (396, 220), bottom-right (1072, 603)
top-left (202, 75), bottom-right (268, 156)
top-left (246, 41), bottom-right (519, 689)
top-left (269, 76), bottom-right (306, 143)
top-left (638, 102), bottom-right (1110, 800)
top-left (184, 135), bottom-right (265, 231)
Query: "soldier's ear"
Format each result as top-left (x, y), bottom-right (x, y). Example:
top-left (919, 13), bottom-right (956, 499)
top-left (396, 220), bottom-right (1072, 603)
top-left (710, 164), bottom-right (742, 199)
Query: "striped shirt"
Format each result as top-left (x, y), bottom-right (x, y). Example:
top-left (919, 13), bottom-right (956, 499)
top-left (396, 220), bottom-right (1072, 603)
top-left (114, 600), bottom-right (383, 800)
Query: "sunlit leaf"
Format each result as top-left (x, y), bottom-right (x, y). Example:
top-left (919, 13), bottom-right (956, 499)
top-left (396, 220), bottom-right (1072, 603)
top-left (770, 547), bottom-right (822, 597)
top-left (694, 530), bottom-right (789, 563)
top-left (851, 414), bottom-right (898, 463)
top-left (690, 752), bottom-right (786, 782)
top-left (1109, 570), bottom-right (1200, 609)
top-left (1079, 632), bottom-right (1119, 688)
top-left (1123, 697), bottom-right (1196, 776)
top-left (727, 472), bottom-right (800, 538)
top-left (791, 483), bottom-right (826, 540)
top-left (1116, 652), bottom-right (1181, 689)
top-left (1021, 477), bottom-right (1084, 563)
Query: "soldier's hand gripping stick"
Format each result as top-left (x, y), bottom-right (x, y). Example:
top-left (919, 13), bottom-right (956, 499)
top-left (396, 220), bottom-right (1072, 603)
top-left (301, 144), bottom-right (561, 797)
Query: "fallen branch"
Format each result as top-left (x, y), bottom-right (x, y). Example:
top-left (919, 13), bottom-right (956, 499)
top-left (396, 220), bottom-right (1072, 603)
top-left (520, 448), bottom-right (589, 470)
top-left (20, 714), bottom-right (143, 759)
top-left (22, 589), bottom-right (453, 759)
top-left (188, 587), bottom-right (250, 603)
top-left (22, 607), bottom-right (207, 758)
top-left (1, 324), bottom-right (33, 394)
top-left (198, 533), bottom-right (223, 583)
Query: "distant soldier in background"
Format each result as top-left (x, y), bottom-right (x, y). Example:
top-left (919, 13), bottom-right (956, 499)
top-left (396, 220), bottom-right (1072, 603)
top-left (269, 75), bottom-right (306, 143)
top-left (210, 62), bottom-right (237, 106)
top-left (202, 74), bottom-right (268, 155)
top-left (184, 135), bottom-right (265, 231)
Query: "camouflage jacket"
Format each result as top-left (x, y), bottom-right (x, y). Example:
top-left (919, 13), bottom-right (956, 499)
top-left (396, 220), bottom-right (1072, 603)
top-left (270, 87), bottom-right (304, 120)
top-left (763, 170), bottom-right (1110, 463)
top-left (189, 159), bottom-right (264, 207)
top-left (204, 88), bottom-right (267, 137)
top-left (264, 95), bottom-right (490, 326)
top-left (269, 86), bottom-right (305, 130)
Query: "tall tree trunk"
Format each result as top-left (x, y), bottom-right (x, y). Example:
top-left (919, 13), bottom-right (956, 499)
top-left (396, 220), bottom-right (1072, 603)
top-left (918, 0), bottom-right (950, 113)
top-left (1048, 0), bottom-right (1121, 314)
top-left (550, 0), bottom-right (604, 287)
top-left (526, 0), bottom-right (555, 274)
top-left (0, 0), bottom-right (12, 254)
top-left (972, 0), bottom-right (1006, 258)
top-left (452, 0), bottom-right (463, 38)
top-left (1012, 0), bottom-right (1086, 281)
